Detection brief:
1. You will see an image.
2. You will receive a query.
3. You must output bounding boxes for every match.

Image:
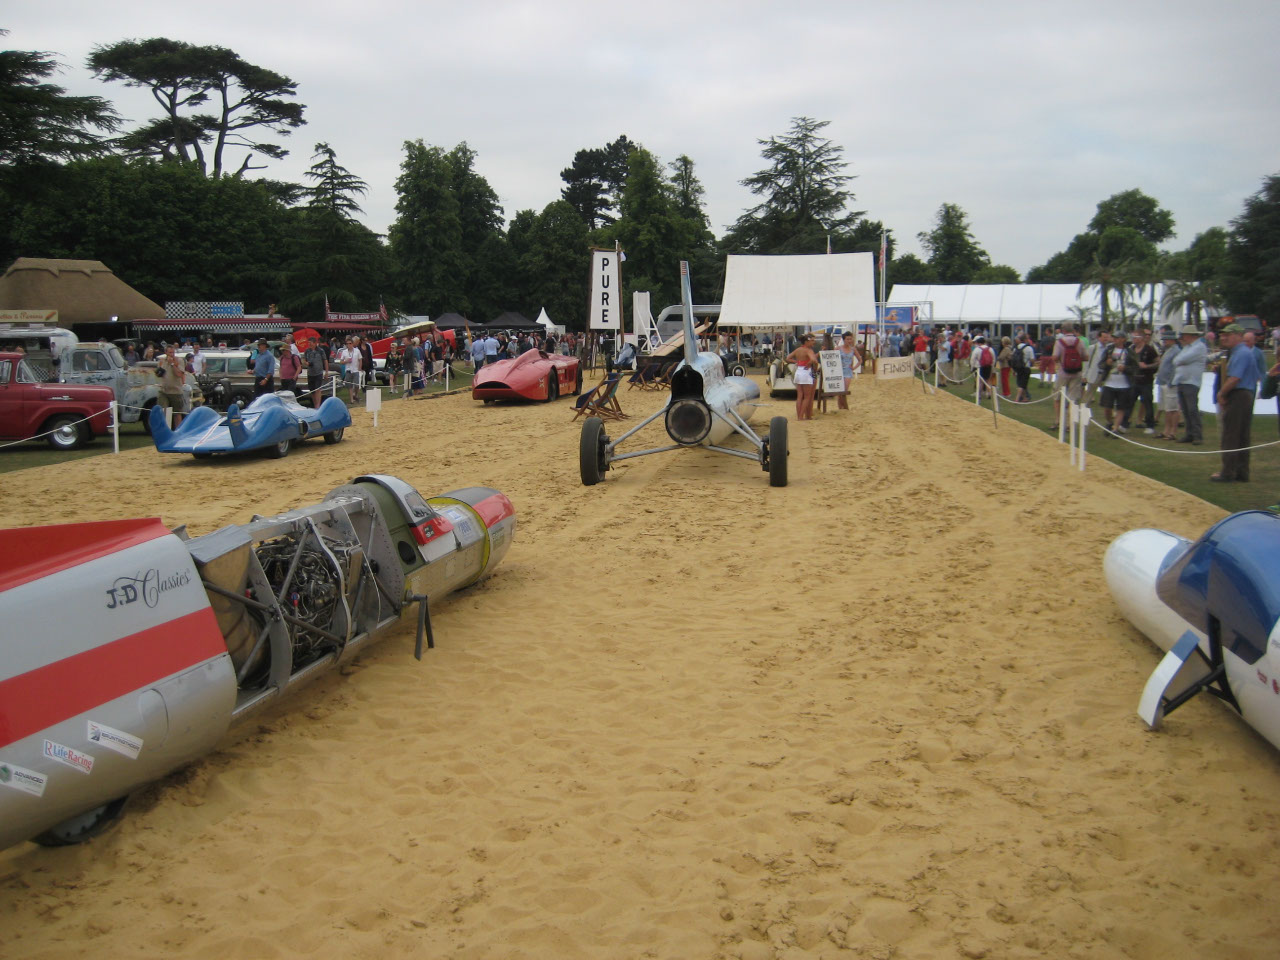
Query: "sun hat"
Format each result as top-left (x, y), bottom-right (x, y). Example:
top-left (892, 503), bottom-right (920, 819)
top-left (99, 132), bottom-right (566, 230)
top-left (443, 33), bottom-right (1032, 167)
top-left (1220, 323), bottom-right (1245, 333)
top-left (1179, 325), bottom-right (1202, 335)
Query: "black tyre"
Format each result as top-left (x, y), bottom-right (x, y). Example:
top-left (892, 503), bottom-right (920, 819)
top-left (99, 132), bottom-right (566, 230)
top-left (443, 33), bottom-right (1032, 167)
top-left (324, 427), bottom-right (344, 444)
top-left (45, 415), bottom-right (85, 450)
top-left (192, 451), bottom-right (213, 459)
top-left (140, 400), bottom-right (157, 435)
top-left (33, 796), bottom-right (129, 846)
top-left (729, 363), bottom-right (746, 378)
top-left (767, 416), bottom-right (788, 487)
top-left (580, 416), bottom-right (607, 485)
top-left (573, 366), bottom-right (583, 395)
top-left (231, 389), bottom-right (254, 407)
top-left (547, 372), bottom-right (560, 402)
top-left (268, 438), bottom-right (291, 459)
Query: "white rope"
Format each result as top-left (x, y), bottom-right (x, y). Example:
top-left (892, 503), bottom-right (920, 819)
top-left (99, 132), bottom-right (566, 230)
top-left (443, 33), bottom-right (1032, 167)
top-left (0, 408), bottom-right (111, 449)
top-left (1088, 420), bottom-right (1280, 455)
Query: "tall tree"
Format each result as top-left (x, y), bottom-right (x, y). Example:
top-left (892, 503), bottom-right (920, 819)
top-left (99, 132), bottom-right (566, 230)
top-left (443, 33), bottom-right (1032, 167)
top-left (388, 140), bottom-right (464, 313)
top-left (1088, 188), bottom-right (1175, 244)
top-left (279, 143), bottom-right (389, 322)
top-left (0, 35), bottom-right (120, 165)
top-left (724, 116), bottom-right (862, 254)
top-left (1160, 279), bottom-right (1220, 329)
top-left (88, 38), bottom-right (305, 177)
top-left (918, 203), bottom-right (990, 283)
top-left (668, 154), bottom-right (709, 228)
top-left (560, 134), bottom-right (635, 229)
top-left (1223, 173), bottom-right (1280, 319)
top-left (517, 200), bottom-right (589, 328)
top-left (607, 147), bottom-right (706, 307)
top-left (447, 142), bottom-right (506, 317)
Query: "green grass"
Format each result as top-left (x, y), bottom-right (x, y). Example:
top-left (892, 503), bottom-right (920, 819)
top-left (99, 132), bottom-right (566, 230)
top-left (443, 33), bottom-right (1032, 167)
top-left (948, 374), bottom-right (1280, 512)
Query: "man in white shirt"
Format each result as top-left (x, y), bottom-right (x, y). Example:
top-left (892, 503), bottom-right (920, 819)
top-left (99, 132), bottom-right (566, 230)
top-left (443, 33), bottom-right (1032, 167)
top-left (189, 343), bottom-right (206, 377)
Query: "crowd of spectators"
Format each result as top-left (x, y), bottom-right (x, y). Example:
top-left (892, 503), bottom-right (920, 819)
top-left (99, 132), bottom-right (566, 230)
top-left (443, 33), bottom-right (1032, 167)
top-left (922, 321), bottom-right (1280, 484)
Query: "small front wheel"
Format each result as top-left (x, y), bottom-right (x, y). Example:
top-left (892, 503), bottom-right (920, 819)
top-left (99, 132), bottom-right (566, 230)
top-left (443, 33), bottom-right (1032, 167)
top-left (324, 427), bottom-right (344, 444)
top-left (268, 438), bottom-right (291, 459)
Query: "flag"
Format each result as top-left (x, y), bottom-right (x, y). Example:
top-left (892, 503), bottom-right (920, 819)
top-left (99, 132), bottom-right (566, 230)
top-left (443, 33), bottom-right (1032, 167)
top-left (379, 298), bottom-right (388, 324)
top-left (324, 293), bottom-right (331, 321)
top-left (878, 232), bottom-right (888, 271)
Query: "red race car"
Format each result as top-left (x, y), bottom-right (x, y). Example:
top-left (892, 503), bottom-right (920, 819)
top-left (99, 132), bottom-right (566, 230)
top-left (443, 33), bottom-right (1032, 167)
top-left (472, 350), bottom-right (582, 402)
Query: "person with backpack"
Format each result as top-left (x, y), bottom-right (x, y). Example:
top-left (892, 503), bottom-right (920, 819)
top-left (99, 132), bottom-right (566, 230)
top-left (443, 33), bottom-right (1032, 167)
top-left (973, 336), bottom-right (997, 398)
top-left (1012, 334), bottom-right (1036, 401)
top-left (1052, 322), bottom-right (1087, 420)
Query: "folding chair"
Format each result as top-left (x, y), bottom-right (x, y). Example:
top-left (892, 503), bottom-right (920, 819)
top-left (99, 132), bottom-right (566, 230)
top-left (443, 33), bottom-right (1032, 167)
top-left (571, 380), bottom-right (604, 421)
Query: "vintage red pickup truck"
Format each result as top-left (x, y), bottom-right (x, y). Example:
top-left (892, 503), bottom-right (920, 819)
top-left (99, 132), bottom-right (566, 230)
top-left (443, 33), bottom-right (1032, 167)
top-left (0, 350), bottom-right (115, 449)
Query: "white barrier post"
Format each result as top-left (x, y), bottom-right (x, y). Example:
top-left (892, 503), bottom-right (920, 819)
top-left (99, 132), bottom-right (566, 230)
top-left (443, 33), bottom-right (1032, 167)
top-left (1068, 400), bottom-right (1078, 466)
top-left (1057, 389), bottom-right (1067, 444)
top-left (1078, 405), bottom-right (1091, 471)
top-left (366, 387), bottom-right (382, 428)
top-left (974, 368), bottom-right (980, 406)
top-left (446, 362), bottom-right (450, 392)
top-left (110, 401), bottom-right (119, 454)
top-left (990, 375), bottom-right (999, 427)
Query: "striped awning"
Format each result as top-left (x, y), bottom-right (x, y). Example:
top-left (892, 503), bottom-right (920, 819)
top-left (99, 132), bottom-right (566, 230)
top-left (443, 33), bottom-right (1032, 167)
top-left (132, 319), bottom-right (288, 334)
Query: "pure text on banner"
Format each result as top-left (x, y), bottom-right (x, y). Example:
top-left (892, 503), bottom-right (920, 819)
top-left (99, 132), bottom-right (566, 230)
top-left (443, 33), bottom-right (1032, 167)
top-left (589, 249), bottom-right (622, 331)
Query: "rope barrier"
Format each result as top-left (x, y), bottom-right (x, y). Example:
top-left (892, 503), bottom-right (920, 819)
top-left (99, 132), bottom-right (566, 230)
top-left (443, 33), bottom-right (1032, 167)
top-left (1087, 420), bottom-right (1280, 455)
top-left (0, 408), bottom-right (111, 449)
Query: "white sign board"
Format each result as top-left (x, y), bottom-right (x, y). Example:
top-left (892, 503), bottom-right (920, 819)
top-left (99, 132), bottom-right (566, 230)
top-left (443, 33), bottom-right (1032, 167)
top-left (589, 249), bottom-right (622, 331)
top-left (877, 356), bottom-right (916, 380)
top-left (819, 350), bottom-right (844, 394)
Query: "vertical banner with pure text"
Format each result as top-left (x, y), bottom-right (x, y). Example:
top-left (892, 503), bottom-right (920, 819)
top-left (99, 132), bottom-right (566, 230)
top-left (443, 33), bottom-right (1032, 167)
top-left (589, 249), bottom-right (622, 331)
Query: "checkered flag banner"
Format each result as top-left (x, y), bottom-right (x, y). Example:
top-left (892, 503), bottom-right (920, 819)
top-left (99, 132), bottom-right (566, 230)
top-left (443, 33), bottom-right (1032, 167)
top-left (166, 301), bottom-right (245, 319)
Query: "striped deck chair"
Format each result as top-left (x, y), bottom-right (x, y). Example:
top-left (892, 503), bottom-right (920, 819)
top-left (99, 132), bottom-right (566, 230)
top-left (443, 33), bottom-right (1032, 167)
top-left (570, 377), bottom-right (605, 421)
top-left (572, 372), bottom-right (625, 421)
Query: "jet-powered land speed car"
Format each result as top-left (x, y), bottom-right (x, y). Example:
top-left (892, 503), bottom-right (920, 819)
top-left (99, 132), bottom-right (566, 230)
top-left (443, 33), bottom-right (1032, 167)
top-left (0, 476), bottom-right (515, 850)
top-left (579, 261), bottom-right (789, 487)
top-left (1104, 510), bottom-right (1280, 750)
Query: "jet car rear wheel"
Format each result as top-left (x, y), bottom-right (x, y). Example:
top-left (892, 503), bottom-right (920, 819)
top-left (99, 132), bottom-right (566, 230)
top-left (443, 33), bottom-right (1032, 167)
top-left (580, 416), bottom-right (607, 485)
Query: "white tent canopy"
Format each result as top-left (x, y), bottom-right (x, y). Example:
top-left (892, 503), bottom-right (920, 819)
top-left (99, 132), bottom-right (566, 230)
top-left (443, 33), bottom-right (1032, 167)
top-left (718, 253), bottom-right (877, 328)
top-left (888, 283), bottom-right (1182, 329)
top-left (534, 307), bottom-right (564, 335)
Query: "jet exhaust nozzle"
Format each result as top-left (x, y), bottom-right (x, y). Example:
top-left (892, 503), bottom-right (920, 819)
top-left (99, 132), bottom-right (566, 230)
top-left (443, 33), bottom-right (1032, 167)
top-left (666, 397), bottom-right (713, 445)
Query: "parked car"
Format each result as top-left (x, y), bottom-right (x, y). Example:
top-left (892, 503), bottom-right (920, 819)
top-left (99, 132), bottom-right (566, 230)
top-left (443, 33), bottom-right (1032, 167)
top-left (196, 349), bottom-right (257, 408)
top-left (0, 351), bottom-right (115, 449)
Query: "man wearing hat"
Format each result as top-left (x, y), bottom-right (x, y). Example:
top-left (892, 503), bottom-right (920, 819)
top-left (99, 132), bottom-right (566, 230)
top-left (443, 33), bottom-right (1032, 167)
top-left (1212, 323), bottom-right (1260, 481)
top-left (252, 339), bottom-right (276, 397)
top-left (1171, 325), bottom-right (1208, 444)
top-left (1153, 328), bottom-right (1182, 439)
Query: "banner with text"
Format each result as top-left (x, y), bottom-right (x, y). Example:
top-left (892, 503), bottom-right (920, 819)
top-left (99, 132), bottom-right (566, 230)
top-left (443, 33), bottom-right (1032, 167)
top-left (589, 249), bottom-right (622, 331)
top-left (876, 355), bottom-right (916, 380)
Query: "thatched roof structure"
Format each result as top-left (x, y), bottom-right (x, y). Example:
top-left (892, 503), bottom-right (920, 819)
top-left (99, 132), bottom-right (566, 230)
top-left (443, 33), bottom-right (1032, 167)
top-left (0, 258), bottom-right (163, 326)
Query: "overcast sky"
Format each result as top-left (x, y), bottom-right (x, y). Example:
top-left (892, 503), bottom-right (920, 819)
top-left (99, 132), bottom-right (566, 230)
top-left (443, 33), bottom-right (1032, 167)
top-left (8, 1), bottom-right (1280, 276)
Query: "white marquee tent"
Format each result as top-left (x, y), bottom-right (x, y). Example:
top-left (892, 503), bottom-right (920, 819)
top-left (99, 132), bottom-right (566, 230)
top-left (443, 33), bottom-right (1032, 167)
top-left (719, 253), bottom-right (877, 329)
top-left (887, 283), bottom-right (1183, 330)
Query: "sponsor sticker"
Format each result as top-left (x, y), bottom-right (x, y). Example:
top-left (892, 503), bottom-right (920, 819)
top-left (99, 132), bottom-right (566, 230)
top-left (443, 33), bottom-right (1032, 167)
top-left (87, 721), bottom-right (143, 760)
top-left (43, 740), bottom-right (95, 775)
top-left (0, 761), bottom-right (49, 797)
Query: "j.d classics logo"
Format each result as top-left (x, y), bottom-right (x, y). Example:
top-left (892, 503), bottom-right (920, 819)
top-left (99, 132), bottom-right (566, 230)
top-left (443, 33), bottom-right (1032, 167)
top-left (105, 568), bottom-right (191, 610)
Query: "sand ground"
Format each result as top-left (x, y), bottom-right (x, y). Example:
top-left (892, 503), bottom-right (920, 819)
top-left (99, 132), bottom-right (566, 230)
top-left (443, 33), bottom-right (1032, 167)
top-left (1, 374), bottom-right (1277, 959)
